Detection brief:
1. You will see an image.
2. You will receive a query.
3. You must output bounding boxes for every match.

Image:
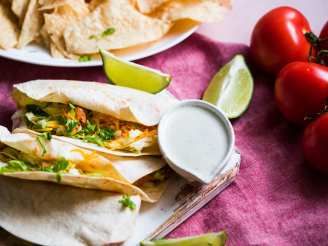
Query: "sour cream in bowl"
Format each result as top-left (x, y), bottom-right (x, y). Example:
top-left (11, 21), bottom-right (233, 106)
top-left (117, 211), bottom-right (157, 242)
top-left (158, 100), bottom-right (235, 184)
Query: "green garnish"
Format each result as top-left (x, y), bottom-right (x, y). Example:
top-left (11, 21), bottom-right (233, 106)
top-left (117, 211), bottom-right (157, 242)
top-left (41, 158), bottom-right (69, 183)
top-left (0, 160), bottom-right (29, 173)
top-left (52, 158), bottom-right (69, 172)
top-left (119, 195), bottom-right (136, 210)
top-left (98, 128), bottom-right (115, 141)
top-left (89, 34), bottom-right (98, 40)
top-left (79, 55), bottom-right (91, 62)
top-left (89, 27), bottom-right (115, 40)
top-left (101, 27), bottom-right (115, 37)
top-left (65, 119), bottom-right (78, 133)
top-left (84, 121), bottom-right (96, 134)
top-left (36, 132), bottom-right (52, 156)
top-left (84, 135), bottom-right (104, 146)
top-left (56, 173), bottom-right (62, 183)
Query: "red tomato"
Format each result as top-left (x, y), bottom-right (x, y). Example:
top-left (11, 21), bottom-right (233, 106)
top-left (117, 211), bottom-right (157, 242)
top-left (320, 21), bottom-right (328, 41)
top-left (303, 113), bottom-right (328, 173)
top-left (250, 7), bottom-right (311, 74)
top-left (275, 62), bottom-right (328, 125)
top-left (318, 21), bottom-right (328, 65)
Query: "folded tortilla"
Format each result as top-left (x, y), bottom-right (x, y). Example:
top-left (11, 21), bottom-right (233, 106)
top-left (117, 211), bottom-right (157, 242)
top-left (0, 126), bottom-right (169, 202)
top-left (12, 80), bottom-right (177, 156)
top-left (0, 175), bottom-right (141, 245)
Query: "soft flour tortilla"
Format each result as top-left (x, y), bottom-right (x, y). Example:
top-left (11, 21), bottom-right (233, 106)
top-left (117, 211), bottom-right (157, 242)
top-left (0, 126), bottom-right (168, 202)
top-left (12, 79), bottom-right (177, 156)
top-left (0, 176), bottom-right (141, 245)
top-left (13, 80), bottom-right (177, 127)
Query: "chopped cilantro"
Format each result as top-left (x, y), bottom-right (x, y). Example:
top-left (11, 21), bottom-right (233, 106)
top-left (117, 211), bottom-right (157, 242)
top-left (36, 132), bottom-right (52, 156)
top-left (98, 128), bottom-right (115, 141)
top-left (84, 135), bottom-right (104, 146)
top-left (79, 55), bottom-right (91, 62)
top-left (56, 173), bottom-right (62, 183)
top-left (89, 27), bottom-right (115, 40)
top-left (84, 121), bottom-right (97, 134)
top-left (88, 34), bottom-right (98, 40)
top-left (65, 119), bottom-right (78, 133)
top-left (52, 158), bottom-right (69, 173)
top-left (101, 27), bottom-right (115, 37)
top-left (0, 160), bottom-right (29, 173)
top-left (119, 195), bottom-right (136, 210)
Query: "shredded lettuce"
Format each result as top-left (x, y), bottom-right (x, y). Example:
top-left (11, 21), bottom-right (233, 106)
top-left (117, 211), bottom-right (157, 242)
top-left (36, 132), bottom-right (52, 156)
top-left (0, 160), bottom-right (30, 173)
top-left (23, 102), bottom-right (157, 152)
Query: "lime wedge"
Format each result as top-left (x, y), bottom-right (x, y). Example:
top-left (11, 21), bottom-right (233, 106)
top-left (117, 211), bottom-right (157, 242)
top-left (202, 55), bottom-right (254, 119)
top-left (100, 49), bottom-right (171, 93)
top-left (140, 232), bottom-right (227, 246)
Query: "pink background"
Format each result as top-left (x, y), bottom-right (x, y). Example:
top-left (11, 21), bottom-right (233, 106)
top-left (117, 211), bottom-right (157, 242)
top-left (198, 0), bottom-right (328, 44)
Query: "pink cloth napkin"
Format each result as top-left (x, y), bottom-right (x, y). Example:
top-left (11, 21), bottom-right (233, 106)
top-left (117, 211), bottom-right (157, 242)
top-left (0, 33), bottom-right (328, 245)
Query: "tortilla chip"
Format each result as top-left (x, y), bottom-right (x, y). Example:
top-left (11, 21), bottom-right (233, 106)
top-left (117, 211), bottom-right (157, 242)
top-left (17, 0), bottom-right (43, 48)
top-left (0, 176), bottom-right (141, 245)
top-left (152, 0), bottom-right (231, 23)
top-left (11, 0), bottom-right (29, 23)
top-left (39, 0), bottom-right (89, 17)
top-left (42, 3), bottom-right (88, 59)
top-left (0, 3), bottom-right (19, 49)
top-left (135, 0), bottom-right (170, 14)
top-left (63, 0), bottom-right (171, 54)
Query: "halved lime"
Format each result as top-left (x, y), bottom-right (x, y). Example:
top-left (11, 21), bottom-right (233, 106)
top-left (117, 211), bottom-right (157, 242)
top-left (202, 55), bottom-right (254, 119)
top-left (140, 232), bottom-right (227, 246)
top-left (100, 49), bottom-right (171, 94)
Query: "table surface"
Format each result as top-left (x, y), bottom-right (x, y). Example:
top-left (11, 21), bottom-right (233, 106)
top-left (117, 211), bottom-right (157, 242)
top-left (198, 0), bottom-right (327, 44)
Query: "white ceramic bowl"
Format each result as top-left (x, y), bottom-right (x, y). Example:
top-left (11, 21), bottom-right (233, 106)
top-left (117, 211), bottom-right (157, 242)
top-left (158, 100), bottom-right (235, 184)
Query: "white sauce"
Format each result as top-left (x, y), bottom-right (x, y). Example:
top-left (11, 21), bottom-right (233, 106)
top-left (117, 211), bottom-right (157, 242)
top-left (160, 103), bottom-right (230, 183)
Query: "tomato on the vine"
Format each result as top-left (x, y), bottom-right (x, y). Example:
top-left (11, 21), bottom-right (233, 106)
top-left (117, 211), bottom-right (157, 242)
top-left (250, 7), bottom-right (311, 74)
top-left (303, 112), bottom-right (328, 173)
top-left (275, 62), bottom-right (328, 125)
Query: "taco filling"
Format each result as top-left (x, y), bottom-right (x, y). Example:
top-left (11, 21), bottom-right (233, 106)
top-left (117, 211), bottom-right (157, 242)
top-left (0, 146), bottom-right (74, 178)
top-left (19, 102), bottom-right (158, 154)
top-left (0, 143), bottom-right (170, 202)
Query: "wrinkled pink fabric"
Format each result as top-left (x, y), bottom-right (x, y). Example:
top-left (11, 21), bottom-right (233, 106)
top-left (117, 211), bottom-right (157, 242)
top-left (0, 33), bottom-right (327, 246)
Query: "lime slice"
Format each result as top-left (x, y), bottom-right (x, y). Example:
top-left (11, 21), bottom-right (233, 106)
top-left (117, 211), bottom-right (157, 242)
top-left (100, 49), bottom-right (171, 93)
top-left (140, 232), bottom-right (227, 246)
top-left (202, 55), bottom-right (254, 119)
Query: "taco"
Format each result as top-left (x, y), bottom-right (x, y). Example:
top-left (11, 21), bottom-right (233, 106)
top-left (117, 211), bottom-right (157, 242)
top-left (12, 80), bottom-right (177, 156)
top-left (0, 126), bottom-right (170, 202)
top-left (0, 175), bottom-right (141, 245)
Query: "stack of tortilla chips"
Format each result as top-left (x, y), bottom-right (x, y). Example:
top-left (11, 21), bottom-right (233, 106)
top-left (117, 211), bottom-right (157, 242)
top-left (0, 0), bottom-right (230, 59)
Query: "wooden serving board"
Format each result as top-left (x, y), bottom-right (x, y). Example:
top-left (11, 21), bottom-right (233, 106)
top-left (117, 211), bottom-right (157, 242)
top-left (0, 150), bottom-right (240, 246)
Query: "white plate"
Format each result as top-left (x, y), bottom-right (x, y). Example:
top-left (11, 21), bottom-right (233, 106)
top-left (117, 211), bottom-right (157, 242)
top-left (0, 21), bottom-right (198, 67)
